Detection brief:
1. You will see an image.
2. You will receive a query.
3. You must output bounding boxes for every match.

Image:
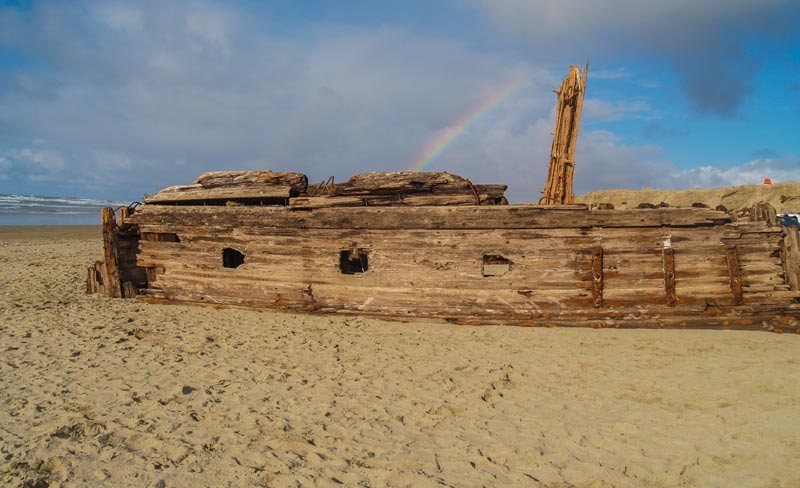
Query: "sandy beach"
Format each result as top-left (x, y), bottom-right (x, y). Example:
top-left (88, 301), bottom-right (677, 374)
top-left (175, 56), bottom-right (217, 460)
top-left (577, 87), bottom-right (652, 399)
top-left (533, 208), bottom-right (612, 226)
top-left (1, 226), bottom-right (799, 487)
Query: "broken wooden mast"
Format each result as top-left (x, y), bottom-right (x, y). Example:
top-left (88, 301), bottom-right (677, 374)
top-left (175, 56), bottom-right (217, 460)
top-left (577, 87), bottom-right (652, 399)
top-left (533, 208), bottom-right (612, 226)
top-left (540, 63), bottom-right (588, 205)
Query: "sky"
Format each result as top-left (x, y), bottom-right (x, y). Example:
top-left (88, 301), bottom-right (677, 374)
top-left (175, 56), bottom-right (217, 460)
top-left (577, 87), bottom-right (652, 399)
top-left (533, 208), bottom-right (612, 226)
top-left (0, 0), bottom-right (799, 203)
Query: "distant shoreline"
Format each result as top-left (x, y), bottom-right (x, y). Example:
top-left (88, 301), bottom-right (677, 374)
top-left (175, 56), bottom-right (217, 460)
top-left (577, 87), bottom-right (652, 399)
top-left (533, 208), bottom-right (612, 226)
top-left (0, 225), bottom-right (99, 240)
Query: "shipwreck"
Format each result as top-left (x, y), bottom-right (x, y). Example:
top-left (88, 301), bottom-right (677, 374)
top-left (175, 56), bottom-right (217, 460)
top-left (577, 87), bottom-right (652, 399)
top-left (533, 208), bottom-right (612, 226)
top-left (87, 65), bottom-right (800, 332)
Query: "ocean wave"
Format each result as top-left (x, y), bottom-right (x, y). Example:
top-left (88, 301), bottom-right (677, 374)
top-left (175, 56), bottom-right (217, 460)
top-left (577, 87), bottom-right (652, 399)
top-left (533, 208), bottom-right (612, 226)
top-left (0, 194), bottom-right (131, 216)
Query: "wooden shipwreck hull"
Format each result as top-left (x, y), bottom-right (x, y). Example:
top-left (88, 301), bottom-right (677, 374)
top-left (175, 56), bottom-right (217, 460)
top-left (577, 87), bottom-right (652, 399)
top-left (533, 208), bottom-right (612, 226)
top-left (87, 171), bottom-right (800, 333)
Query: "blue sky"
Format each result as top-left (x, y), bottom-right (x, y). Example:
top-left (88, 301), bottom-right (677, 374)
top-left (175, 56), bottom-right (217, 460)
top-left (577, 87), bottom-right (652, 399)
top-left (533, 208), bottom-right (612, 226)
top-left (0, 0), bottom-right (798, 203)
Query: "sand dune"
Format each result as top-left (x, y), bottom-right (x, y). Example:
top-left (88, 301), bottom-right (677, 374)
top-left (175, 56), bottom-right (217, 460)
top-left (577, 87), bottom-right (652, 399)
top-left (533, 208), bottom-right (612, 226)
top-left (1, 226), bottom-right (799, 487)
top-left (576, 181), bottom-right (800, 213)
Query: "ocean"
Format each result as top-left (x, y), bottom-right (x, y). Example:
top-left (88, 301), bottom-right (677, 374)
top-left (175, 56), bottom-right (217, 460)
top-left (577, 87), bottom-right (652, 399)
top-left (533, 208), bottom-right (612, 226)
top-left (0, 194), bottom-right (131, 226)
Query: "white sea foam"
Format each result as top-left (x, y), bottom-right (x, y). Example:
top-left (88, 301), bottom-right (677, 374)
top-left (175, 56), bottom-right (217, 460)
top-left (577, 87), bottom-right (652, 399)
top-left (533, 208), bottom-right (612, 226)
top-left (0, 194), bottom-right (131, 225)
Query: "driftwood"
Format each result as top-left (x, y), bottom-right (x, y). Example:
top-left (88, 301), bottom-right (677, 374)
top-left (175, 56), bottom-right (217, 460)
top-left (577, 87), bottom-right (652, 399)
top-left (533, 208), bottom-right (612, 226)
top-left (302, 172), bottom-right (508, 207)
top-left (541, 63), bottom-right (588, 205)
top-left (145, 171), bottom-right (308, 204)
top-left (193, 171), bottom-right (308, 190)
top-left (147, 170), bottom-right (508, 207)
top-left (337, 172), bottom-right (473, 195)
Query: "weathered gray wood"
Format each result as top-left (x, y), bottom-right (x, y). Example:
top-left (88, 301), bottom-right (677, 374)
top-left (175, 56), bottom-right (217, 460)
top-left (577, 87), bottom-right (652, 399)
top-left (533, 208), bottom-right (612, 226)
top-left (289, 193), bottom-right (490, 209)
top-left (725, 246), bottom-right (744, 305)
top-left (144, 184), bottom-right (294, 203)
top-left (129, 205), bottom-right (730, 230)
top-left (144, 171), bottom-right (308, 204)
top-left (473, 184), bottom-right (507, 197)
top-left (782, 227), bottom-right (800, 291)
top-left (85, 170), bottom-right (800, 333)
top-left (591, 246), bottom-right (603, 307)
top-left (298, 173), bottom-right (507, 207)
top-left (194, 171), bottom-right (308, 192)
top-left (336, 172), bottom-right (473, 195)
top-left (101, 207), bottom-right (122, 298)
top-left (663, 247), bottom-right (677, 306)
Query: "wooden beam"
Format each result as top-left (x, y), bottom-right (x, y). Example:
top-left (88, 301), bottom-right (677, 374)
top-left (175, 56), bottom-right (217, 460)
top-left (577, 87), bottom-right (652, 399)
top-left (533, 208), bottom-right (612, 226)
top-left (101, 207), bottom-right (122, 298)
top-left (144, 184), bottom-right (294, 204)
top-left (289, 193), bottom-right (492, 209)
top-left (781, 227), bottom-right (800, 290)
top-left (193, 170), bottom-right (307, 191)
top-left (592, 246), bottom-right (603, 307)
top-left (541, 63), bottom-right (588, 205)
top-left (663, 247), bottom-right (677, 306)
top-left (129, 205), bottom-right (731, 231)
top-left (725, 246), bottom-right (744, 305)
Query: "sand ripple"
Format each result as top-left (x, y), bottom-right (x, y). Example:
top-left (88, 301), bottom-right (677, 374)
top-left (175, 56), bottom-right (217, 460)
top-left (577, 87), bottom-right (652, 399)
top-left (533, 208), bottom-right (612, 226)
top-left (1, 226), bottom-right (799, 487)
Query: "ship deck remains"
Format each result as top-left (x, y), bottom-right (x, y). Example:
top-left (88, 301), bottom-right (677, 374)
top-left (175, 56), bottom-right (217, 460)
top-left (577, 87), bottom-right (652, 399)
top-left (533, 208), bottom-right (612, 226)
top-left (87, 171), bottom-right (800, 332)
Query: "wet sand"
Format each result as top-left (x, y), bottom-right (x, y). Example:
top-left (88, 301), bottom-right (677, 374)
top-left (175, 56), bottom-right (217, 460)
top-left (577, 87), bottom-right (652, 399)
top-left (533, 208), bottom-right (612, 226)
top-left (1, 226), bottom-right (799, 487)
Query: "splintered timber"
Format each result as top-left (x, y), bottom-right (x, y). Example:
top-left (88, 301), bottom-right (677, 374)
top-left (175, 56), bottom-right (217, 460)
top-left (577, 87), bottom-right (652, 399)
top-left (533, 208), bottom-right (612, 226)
top-left (87, 65), bottom-right (800, 332)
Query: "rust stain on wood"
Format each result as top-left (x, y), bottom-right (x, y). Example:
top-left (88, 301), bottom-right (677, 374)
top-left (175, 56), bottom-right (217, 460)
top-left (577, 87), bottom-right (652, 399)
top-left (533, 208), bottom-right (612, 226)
top-left (662, 247), bottom-right (677, 306)
top-left (591, 246), bottom-right (604, 308)
top-left (725, 246), bottom-right (744, 305)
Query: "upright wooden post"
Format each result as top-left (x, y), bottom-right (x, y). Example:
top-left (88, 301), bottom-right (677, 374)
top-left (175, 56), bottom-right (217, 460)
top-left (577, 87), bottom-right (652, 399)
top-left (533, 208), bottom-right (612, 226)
top-left (541, 63), bottom-right (588, 205)
top-left (725, 246), bottom-right (744, 305)
top-left (662, 247), bottom-right (677, 306)
top-left (101, 207), bottom-right (122, 298)
top-left (781, 227), bottom-right (800, 291)
top-left (591, 246), bottom-right (604, 307)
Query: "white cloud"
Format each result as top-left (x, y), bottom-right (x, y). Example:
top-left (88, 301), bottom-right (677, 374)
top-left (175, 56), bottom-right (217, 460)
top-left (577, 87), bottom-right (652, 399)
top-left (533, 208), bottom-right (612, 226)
top-left (582, 98), bottom-right (656, 121)
top-left (184, 6), bottom-right (235, 57)
top-left (0, 156), bottom-right (11, 181)
top-left (1, 1), bottom-right (795, 202)
top-left (0, 2), bottom-right (558, 199)
top-left (8, 148), bottom-right (65, 174)
top-left (470, 0), bottom-right (799, 116)
top-left (573, 130), bottom-right (670, 193)
top-left (571, 131), bottom-right (800, 193)
top-left (589, 68), bottom-right (632, 80)
top-left (92, 3), bottom-right (143, 31)
top-left (668, 157), bottom-right (800, 188)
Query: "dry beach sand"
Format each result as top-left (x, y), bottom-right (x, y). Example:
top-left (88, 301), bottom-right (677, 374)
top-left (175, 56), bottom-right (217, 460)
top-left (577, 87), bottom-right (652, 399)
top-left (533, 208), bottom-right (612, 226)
top-left (576, 181), bottom-right (800, 213)
top-left (1, 226), bottom-right (799, 487)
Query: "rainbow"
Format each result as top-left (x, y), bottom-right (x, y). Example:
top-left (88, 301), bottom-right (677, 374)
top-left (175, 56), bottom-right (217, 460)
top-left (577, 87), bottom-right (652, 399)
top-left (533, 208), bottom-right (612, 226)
top-left (406, 77), bottom-right (527, 172)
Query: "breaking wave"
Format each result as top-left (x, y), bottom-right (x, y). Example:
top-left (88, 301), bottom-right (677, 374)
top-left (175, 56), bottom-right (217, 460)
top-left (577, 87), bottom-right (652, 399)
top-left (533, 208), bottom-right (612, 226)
top-left (0, 194), bottom-right (130, 225)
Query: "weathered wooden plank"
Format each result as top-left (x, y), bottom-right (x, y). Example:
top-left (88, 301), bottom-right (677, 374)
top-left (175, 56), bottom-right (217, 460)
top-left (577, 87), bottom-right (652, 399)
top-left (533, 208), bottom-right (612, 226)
top-left (136, 242), bottom-right (593, 270)
top-left (122, 281), bottom-right (137, 298)
top-left (591, 246), bottom-right (603, 307)
top-left (289, 193), bottom-right (493, 208)
top-left (101, 207), bottom-right (122, 298)
top-left (144, 184), bottom-right (294, 203)
top-left (129, 204), bottom-right (731, 230)
top-left (473, 184), bottom-right (507, 198)
top-left (138, 246), bottom-right (590, 286)
top-left (726, 246), bottom-right (744, 305)
top-left (86, 261), bottom-right (104, 294)
top-left (138, 278), bottom-right (799, 329)
top-left (334, 172), bottom-right (473, 196)
top-left (149, 266), bottom-right (591, 293)
top-left (781, 227), bottom-right (800, 290)
top-left (131, 222), bottom-right (737, 249)
top-left (193, 170), bottom-right (308, 191)
top-left (663, 247), bottom-right (677, 306)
